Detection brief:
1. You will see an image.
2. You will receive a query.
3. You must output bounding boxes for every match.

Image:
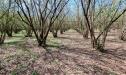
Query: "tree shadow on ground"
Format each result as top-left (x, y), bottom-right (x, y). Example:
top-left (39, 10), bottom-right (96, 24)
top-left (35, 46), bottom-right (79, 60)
top-left (47, 44), bottom-right (60, 48)
top-left (39, 44), bottom-right (126, 75)
top-left (106, 39), bottom-right (123, 43)
top-left (38, 31), bottom-right (126, 74)
top-left (105, 47), bottom-right (126, 60)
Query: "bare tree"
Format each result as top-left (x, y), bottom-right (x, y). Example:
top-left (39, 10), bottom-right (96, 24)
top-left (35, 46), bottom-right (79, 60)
top-left (81, 0), bottom-right (126, 52)
top-left (0, 0), bottom-right (12, 44)
top-left (15, 0), bottom-right (69, 47)
top-left (51, 9), bottom-right (69, 38)
top-left (120, 12), bottom-right (126, 41)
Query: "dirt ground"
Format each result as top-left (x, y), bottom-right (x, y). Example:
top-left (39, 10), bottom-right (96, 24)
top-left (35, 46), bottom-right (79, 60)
top-left (0, 30), bottom-right (126, 75)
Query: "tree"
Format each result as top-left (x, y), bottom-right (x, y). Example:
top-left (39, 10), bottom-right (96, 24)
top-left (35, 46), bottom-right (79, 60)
top-left (0, 0), bottom-right (12, 44)
top-left (73, 0), bottom-right (90, 39)
top-left (120, 12), bottom-right (126, 41)
top-left (81, 0), bottom-right (126, 52)
top-left (15, 0), bottom-right (70, 47)
top-left (51, 9), bottom-right (69, 38)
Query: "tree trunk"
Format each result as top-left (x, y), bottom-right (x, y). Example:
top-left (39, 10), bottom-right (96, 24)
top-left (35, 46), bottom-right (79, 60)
top-left (93, 31), bottom-right (108, 53)
top-left (120, 25), bottom-right (126, 41)
top-left (6, 26), bottom-right (13, 37)
top-left (93, 40), bottom-right (106, 52)
top-left (83, 29), bottom-right (89, 39)
top-left (52, 30), bottom-right (58, 38)
top-left (0, 33), bottom-right (6, 45)
top-left (60, 30), bottom-right (64, 34)
top-left (38, 38), bottom-right (47, 48)
top-left (25, 29), bottom-right (32, 37)
top-left (6, 30), bottom-right (12, 37)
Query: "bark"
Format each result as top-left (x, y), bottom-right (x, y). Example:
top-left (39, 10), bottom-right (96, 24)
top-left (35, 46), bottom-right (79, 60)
top-left (60, 30), bottom-right (64, 34)
top-left (6, 30), bottom-right (13, 37)
top-left (83, 29), bottom-right (89, 39)
top-left (52, 30), bottom-right (58, 38)
top-left (38, 38), bottom-right (47, 48)
top-left (25, 29), bottom-right (32, 37)
top-left (120, 26), bottom-right (126, 41)
top-left (0, 33), bottom-right (6, 45)
top-left (6, 26), bottom-right (13, 37)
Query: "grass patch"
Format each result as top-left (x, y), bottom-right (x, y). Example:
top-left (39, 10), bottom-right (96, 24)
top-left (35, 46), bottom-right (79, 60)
top-left (5, 32), bottom-right (25, 45)
top-left (3, 32), bottom-right (61, 49)
top-left (47, 37), bottom-right (61, 48)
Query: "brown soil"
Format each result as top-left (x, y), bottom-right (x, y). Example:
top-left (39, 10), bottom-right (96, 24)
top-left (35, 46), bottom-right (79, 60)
top-left (0, 30), bottom-right (126, 75)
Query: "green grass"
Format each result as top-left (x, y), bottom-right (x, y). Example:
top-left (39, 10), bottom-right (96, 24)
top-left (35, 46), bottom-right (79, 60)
top-left (3, 32), bottom-right (61, 48)
top-left (47, 37), bottom-right (61, 48)
top-left (5, 37), bottom-right (24, 45)
top-left (4, 31), bottom-right (25, 45)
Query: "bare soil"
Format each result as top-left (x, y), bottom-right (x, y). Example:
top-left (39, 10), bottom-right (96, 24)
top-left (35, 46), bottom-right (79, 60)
top-left (0, 30), bottom-right (126, 75)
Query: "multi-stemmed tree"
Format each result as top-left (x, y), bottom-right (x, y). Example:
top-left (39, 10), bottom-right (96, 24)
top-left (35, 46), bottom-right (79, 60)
top-left (15, 0), bottom-right (69, 47)
top-left (81, 0), bottom-right (126, 52)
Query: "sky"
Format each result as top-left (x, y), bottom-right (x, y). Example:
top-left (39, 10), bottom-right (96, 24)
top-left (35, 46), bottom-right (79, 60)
top-left (67, 0), bottom-right (126, 17)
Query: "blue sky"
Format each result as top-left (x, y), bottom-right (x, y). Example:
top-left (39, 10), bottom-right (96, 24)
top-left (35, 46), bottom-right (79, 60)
top-left (67, 0), bottom-right (126, 17)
